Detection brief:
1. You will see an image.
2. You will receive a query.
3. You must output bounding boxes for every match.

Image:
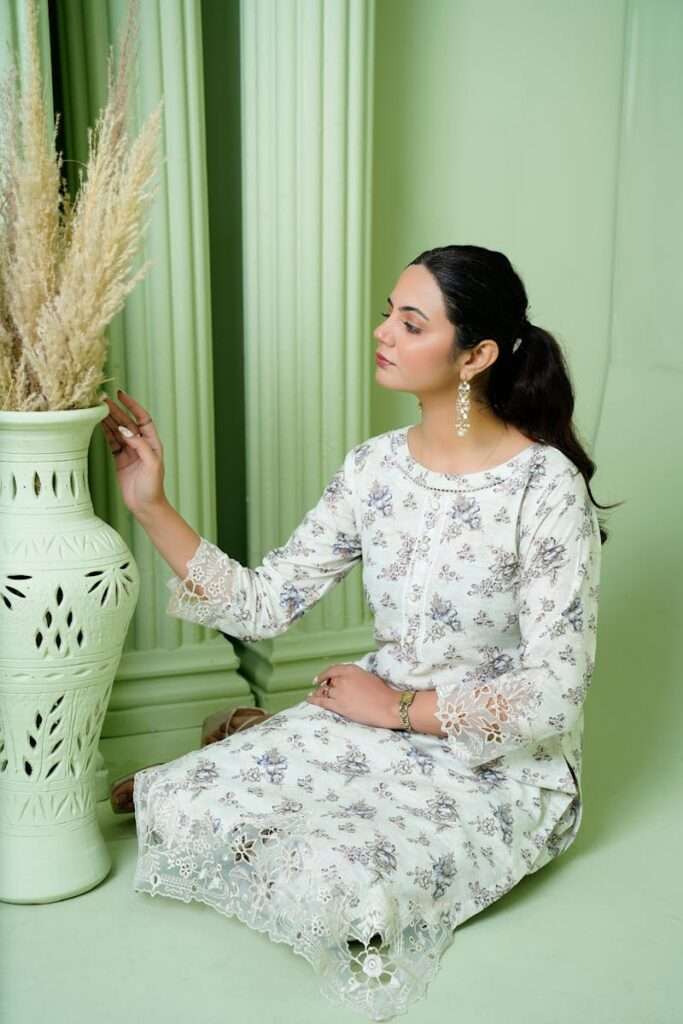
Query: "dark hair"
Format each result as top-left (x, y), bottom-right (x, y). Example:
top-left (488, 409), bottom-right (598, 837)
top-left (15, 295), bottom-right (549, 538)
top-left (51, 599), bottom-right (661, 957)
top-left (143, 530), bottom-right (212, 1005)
top-left (407, 243), bottom-right (623, 544)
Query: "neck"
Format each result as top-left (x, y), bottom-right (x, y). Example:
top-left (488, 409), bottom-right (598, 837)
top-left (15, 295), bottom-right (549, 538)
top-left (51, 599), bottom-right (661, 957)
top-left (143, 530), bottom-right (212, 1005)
top-left (415, 394), bottom-right (509, 456)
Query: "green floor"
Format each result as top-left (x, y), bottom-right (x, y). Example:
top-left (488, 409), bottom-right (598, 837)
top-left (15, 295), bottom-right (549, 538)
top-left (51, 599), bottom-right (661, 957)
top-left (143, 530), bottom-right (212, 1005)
top-left (2, 774), bottom-right (679, 1024)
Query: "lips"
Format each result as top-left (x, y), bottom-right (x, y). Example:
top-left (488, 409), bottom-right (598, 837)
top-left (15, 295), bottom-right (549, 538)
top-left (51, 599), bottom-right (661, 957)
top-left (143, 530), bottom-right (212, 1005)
top-left (376, 353), bottom-right (394, 365)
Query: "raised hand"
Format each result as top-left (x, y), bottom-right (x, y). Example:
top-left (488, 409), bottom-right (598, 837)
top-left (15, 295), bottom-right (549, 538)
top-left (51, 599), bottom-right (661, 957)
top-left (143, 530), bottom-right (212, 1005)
top-left (99, 389), bottom-right (168, 516)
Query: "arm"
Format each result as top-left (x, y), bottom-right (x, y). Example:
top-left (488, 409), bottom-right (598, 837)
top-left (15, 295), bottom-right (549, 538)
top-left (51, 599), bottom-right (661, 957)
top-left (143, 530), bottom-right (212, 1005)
top-left (142, 446), bottom-right (362, 641)
top-left (432, 464), bottom-right (602, 768)
top-left (134, 500), bottom-right (205, 592)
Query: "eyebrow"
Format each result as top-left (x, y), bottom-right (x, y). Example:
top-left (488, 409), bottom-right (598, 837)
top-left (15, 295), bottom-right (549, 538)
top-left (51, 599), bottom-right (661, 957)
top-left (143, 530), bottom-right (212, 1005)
top-left (387, 296), bottom-right (430, 321)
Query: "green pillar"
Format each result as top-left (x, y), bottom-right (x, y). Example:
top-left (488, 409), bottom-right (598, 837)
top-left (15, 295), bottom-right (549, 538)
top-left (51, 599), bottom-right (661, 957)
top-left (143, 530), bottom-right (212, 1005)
top-left (0, 0), bottom-right (53, 119)
top-left (236, 0), bottom-right (376, 707)
top-left (50, 0), bottom-right (249, 778)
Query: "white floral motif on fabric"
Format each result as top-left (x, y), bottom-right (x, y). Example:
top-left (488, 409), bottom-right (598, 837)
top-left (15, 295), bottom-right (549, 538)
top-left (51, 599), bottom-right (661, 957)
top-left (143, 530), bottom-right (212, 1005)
top-left (132, 426), bottom-right (602, 1020)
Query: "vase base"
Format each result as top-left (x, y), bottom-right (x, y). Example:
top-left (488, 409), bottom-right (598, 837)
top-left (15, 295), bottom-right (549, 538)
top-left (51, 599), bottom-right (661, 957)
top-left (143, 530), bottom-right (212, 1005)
top-left (0, 814), bottom-right (112, 904)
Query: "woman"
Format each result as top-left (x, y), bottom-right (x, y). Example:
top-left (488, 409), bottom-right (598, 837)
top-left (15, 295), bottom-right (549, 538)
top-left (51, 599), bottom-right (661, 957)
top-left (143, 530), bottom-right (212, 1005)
top-left (99, 244), bottom-right (613, 1021)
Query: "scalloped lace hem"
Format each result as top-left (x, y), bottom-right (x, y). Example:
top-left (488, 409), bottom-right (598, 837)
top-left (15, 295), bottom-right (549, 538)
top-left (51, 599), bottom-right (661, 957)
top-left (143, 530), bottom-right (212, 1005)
top-left (131, 768), bottom-right (528, 1021)
top-left (133, 872), bottom-right (467, 1021)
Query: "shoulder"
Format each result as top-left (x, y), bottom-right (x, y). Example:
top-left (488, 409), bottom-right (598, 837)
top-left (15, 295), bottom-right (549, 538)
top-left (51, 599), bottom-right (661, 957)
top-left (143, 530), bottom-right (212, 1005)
top-left (521, 444), bottom-right (599, 546)
top-left (526, 444), bottom-right (584, 501)
top-left (345, 427), bottom-right (400, 473)
top-left (329, 430), bottom-right (398, 503)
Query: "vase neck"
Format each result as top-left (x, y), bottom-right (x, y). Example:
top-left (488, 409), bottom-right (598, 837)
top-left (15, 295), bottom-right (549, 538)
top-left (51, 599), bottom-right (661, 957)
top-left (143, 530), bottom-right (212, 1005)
top-left (0, 452), bottom-right (93, 517)
top-left (0, 409), bottom-right (103, 518)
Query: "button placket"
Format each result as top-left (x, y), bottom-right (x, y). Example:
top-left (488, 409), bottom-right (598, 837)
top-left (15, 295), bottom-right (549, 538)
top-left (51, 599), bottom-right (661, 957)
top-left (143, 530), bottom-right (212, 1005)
top-left (400, 492), bottom-right (430, 648)
top-left (416, 496), bottom-right (446, 660)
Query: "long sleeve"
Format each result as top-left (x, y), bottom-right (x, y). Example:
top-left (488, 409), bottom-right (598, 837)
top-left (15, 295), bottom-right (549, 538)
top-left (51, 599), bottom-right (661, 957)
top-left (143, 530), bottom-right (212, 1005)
top-left (165, 445), bottom-right (362, 640)
top-left (434, 463), bottom-right (602, 768)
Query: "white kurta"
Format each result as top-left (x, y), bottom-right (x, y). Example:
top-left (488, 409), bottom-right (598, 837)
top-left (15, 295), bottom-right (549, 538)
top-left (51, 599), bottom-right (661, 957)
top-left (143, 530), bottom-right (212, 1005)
top-left (132, 425), bottom-right (602, 1021)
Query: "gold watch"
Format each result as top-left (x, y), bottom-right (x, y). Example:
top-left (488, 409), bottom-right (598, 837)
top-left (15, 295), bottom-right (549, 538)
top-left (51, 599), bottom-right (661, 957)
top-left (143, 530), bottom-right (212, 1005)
top-left (398, 690), bottom-right (417, 731)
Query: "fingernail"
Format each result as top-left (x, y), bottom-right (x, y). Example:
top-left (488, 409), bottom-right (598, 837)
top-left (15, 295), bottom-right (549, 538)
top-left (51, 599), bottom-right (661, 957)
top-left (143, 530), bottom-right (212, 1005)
top-left (118, 425), bottom-right (134, 438)
top-left (313, 675), bottom-right (318, 684)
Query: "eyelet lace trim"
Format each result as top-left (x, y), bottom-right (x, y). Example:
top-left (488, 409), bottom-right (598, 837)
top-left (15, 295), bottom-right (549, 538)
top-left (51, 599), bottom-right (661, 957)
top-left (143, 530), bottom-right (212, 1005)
top-left (166, 536), bottom-right (268, 638)
top-left (165, 536), bottom-right (241, 626)
top-left (434, 676), bottom-right (540, 764)
top-left (132, 765), bottom-right (522, 1021)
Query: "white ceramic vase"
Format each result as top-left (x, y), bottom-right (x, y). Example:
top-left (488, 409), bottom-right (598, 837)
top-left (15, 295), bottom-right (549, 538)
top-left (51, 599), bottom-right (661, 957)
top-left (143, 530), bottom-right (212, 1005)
top-left (0, 404), bottom-right (139, 903)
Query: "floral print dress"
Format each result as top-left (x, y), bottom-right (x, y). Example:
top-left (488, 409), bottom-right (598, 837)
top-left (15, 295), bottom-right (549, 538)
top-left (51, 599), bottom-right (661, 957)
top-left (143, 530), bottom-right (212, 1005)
top-left (132, 425), bottom-right (602, 1021)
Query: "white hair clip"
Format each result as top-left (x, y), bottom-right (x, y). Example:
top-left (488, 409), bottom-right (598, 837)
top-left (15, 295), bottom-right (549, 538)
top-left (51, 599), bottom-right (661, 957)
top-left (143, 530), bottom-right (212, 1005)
top-left (512, 336), bottom-right (523, 353)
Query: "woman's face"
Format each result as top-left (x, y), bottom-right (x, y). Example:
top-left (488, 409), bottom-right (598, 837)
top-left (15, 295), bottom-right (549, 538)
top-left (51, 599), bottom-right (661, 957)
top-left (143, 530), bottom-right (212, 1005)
top-left (372, 264), bottom-right (461, 397)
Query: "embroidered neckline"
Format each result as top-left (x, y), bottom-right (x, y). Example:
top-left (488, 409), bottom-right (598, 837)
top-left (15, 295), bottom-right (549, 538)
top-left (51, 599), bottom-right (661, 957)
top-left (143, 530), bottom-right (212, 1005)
top-left (391, 425), bottom-right (545, 492)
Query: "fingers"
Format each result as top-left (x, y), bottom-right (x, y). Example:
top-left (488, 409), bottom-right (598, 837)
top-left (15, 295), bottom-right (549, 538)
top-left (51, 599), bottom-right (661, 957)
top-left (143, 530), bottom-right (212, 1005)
top-left (98, 390), bottom-right (147, 433)
top-left (115, 424), bottom-right (158, 464)
top-left (100, 394), bottom-right (139, 434)
top-left (100, 417), bottom-right (122, 450)
top-left (116, 388), bottom-right (150, 421)
top-left (101, 412), bottom-right (141, 457)
top-left (101, 418), bottom-right (126, 456)
top-left (315, 664), bottom-right (347, 683)
top-left (99, 389), bottom-right (163, 454)
top-left (310, 666), bottom-right (341, 696)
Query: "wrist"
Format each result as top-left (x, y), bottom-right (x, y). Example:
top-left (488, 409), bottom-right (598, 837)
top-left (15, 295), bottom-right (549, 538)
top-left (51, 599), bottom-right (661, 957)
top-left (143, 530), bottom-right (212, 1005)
top-left (134, 496), bottom-right (171, 525)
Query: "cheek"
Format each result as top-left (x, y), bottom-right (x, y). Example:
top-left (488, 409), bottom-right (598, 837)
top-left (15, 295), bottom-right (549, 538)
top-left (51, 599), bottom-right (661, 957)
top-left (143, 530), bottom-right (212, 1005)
top-left (400, 341), bottom-right (442, 377)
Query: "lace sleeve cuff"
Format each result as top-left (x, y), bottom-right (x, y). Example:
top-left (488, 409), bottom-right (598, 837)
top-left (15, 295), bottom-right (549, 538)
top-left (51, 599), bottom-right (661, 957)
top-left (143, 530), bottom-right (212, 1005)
top-left (166, 536), bottom-right (238, 627)
top-left (434, 675), bottom-right (538, 765)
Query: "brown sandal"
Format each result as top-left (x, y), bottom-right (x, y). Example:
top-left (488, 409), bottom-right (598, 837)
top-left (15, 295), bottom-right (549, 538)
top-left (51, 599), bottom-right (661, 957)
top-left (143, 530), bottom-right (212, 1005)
top-left (110, 763), bottom-right (165, 815)
top-left (109, 706), bottom-right (272, 815)
top-left (200, 705), bottom-right (272, 746)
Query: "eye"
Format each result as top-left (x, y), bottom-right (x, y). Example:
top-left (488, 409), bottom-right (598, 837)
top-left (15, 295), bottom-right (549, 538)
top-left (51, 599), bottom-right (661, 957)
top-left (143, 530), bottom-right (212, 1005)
top-left (380, 313), bottom-right (420, 335)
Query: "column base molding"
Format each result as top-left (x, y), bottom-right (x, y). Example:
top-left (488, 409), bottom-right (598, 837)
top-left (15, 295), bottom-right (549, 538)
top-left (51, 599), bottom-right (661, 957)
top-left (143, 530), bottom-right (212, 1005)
top-left (100, 637), bottom-right (249, 781)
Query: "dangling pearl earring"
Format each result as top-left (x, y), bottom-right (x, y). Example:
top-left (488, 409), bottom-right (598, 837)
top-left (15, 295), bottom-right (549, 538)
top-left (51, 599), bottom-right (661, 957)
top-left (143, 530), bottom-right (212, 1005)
top-left (455, 377), bottom-right (471, 436)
